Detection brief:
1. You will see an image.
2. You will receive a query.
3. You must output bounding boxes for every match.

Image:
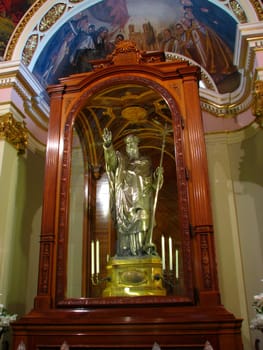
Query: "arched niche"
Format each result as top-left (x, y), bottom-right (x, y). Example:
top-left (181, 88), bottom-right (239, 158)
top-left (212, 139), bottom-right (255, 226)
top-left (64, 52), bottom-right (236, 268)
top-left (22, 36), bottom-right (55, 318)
top-left (37, 44), bottom-right (216, 308)
top-left (60, 79), bottom-right (193, 302)
top-left (12, 43), bottom-right (242, 350)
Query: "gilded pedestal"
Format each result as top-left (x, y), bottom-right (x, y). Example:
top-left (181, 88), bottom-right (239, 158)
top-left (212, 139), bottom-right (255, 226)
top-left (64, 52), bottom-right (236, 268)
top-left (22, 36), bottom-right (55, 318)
top-left (103, 255), bottom-right (166, 297)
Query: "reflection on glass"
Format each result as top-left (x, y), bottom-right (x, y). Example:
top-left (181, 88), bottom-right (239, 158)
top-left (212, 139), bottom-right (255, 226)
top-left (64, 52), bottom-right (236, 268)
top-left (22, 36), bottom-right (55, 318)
top-left (64, 82), bottom-right (189, 299)
top-left (67, 129), bottom-right (84, 298)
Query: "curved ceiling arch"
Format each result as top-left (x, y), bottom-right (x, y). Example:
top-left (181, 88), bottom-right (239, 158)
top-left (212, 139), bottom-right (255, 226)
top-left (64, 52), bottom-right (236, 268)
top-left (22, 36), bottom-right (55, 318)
top-left (5, 0), bottom-right (261, 63)
top-left (6, 0), bottom-right (241, 70)
top-left (4, 0), bottom-right (262, 119)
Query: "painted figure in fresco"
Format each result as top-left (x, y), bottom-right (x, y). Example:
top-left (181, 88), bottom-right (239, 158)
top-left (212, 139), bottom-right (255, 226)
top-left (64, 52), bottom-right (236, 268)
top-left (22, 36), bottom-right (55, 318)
top-left (32, 0), bottom-right (238, 91)
top-left (71, 24), bottom-right (112, 72)
top-left (70, 15), bottom-right (95, 73)
top-left (41, 30), bottom-right (75, 85)
top-left (94, 26), bottom-right (111, 58)
top-left (102, 128), bottom-right (163, 257)
top-left (159, 28), bottom-right (177, 52)
top-left (107, 33), bottom-right (125, 53)
top-left (142, 22), bottom-right (157, 51)
top-left (114, 33), bottom-right (125, 46)
top-left (177, 3), bottom-right (236, 79)
top-left (128, 24), bottom-right (144, 50)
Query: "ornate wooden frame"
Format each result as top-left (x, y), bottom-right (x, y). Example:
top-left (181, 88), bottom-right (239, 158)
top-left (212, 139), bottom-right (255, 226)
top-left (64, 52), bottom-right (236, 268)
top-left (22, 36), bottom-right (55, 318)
top-left (12, 42), bottom-right (243, 350)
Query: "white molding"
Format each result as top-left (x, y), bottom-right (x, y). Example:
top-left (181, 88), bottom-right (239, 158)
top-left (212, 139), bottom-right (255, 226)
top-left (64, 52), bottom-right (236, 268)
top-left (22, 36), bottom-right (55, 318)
top-left (234, 21), bottom-right (263, 68)
top-left (0, 60), bottom-right (49, 152)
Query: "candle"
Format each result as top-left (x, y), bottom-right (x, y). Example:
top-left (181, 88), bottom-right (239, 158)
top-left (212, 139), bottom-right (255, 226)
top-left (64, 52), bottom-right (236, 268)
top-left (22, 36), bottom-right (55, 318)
top-left (168, 237), bottom-right (173, 271)
top-left (175, 249), bottom-right (179, 279)
top-left (161, 235), bottom-right (166, 270)
top-left (96, 240), bottom-right (100, 274)
top-left (91, 240), bottom-right (95, 275)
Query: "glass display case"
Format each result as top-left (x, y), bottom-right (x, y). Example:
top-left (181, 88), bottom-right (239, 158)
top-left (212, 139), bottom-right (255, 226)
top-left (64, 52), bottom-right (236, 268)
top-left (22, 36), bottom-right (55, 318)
top-left (12, 41), bottom-right (242, 350)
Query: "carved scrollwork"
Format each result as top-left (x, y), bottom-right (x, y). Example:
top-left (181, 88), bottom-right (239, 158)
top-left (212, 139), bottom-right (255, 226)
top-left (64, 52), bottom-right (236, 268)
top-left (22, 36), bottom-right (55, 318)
top-left (111, 40), bottom-right (142, 64)
top-left (200, 234), bottom-right (212, 290)
top-left (114, 40), bottom-right (139, 54)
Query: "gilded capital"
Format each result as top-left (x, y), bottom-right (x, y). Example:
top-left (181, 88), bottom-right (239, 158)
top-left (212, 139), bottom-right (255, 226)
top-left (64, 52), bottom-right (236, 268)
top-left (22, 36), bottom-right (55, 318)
top-left (252, 80), bottom-right (263, 120)
top-left (0, 113), bottom-right (28, 154)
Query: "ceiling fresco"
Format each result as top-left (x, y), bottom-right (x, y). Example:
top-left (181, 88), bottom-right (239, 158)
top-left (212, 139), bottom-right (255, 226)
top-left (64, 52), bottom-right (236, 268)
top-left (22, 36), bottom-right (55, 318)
top-left (31, 0), bottom-right (240, 93)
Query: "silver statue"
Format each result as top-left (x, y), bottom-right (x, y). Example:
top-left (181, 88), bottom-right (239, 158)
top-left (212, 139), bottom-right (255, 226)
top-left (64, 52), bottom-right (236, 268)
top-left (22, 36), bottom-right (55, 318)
top-left (102, 128), bottom-right (163, 257)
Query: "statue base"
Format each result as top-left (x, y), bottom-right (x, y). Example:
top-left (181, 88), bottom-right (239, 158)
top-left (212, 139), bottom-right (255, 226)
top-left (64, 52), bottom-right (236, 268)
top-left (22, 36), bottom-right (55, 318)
top-left (102, 255), bottom-right (166, 297)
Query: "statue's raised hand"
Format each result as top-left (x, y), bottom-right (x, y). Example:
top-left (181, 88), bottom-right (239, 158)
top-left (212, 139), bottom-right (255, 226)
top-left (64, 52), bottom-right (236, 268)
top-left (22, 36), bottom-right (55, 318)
top-left (102, 128), bottom-right (112, 147)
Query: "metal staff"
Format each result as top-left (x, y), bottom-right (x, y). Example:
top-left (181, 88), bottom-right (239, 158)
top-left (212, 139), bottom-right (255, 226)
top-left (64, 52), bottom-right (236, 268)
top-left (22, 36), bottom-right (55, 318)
top-left (145, 123), bottom-right (171, 253)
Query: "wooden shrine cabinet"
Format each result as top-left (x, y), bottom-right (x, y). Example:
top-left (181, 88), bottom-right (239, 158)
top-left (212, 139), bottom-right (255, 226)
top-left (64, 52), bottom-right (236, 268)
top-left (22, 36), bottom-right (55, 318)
top-left (12, 42), bottom-right (243, 349)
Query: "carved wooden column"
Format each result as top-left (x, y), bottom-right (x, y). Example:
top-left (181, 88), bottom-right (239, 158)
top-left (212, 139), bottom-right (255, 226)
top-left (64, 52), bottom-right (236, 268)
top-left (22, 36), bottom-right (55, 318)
top-left (11, 42), bottom-right (243, 350)
top-left (181, 69), bottom-right (220, 306)
top-left (35, 87), bottom-right (64, 310)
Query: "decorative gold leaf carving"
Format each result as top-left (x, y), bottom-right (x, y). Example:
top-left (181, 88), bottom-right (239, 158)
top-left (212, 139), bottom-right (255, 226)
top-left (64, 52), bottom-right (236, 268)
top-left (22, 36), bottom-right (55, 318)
top-left (39, 3), bottom-right (67, 32)
top-left (250, 0), bottom-right (263, 20)
top-left (229, 0), bottom-right (247, 23)
top-left (252, 80), bottom-right (263, 118)
top-left (0, 113), bottom-right (28, 154)
top-left (22, 34), bottom-right (39, 66)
